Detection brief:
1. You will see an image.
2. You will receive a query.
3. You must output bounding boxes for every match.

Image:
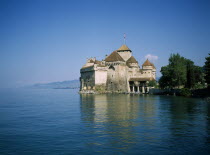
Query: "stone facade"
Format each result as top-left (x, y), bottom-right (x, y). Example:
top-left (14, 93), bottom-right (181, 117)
top-left (80, 44), bottom-right (156, 93)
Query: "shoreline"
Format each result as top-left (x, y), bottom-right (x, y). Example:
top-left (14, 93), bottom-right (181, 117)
top-left (79, 88), bottom-right (210, 99)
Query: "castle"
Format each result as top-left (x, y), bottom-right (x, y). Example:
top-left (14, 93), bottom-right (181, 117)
top-left (80, 44), bottom-right (156, 93)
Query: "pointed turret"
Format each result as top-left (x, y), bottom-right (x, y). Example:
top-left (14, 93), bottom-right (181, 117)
top-left (127, 56), bottom-right (138, 63)
top-left (117, 44), bottom-right (131, 52)
top-left (142, 59), bottom-right (155, 68)
top-left (117, 44), bottom-right (132, 61)
top-left (126, 56), bottom-right (139, 68)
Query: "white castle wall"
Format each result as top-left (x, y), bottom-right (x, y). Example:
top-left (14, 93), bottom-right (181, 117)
top-left (95, 70), bottom-right (107, 85)
top-left (117, 51), bottom-right (132, 61)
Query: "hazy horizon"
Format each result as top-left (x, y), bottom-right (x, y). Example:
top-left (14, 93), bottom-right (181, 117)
top-left (1, 0), bottom-right (210, 88)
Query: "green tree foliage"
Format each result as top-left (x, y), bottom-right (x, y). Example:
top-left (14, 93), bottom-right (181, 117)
top-left (168, 54), bottom-right (187, 88)
top-left (159, 65), bottom-right (171, 89)
top-left (193, 66), bottom-right (205, 88)
top-left (185, 59), bottom-right (195, 88)
top-left (159, 53), bottom-right (205, 89)
top-left (204, 53), bottom-right (210, 88)
top-left (148, 80), bottom-right (157, 88)
top-left (180, 88), bottom-right (191, 97)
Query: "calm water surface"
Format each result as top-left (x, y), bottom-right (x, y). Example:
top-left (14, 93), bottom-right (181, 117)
top-left (0, 88), bottom-right (209, 154)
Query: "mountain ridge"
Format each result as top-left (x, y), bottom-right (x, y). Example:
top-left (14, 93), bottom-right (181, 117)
top-left (29, 80), bottom-right (80, 89)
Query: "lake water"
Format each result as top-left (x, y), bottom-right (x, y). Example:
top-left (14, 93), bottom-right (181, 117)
top-left (0, 88), bottom-right (209, 154)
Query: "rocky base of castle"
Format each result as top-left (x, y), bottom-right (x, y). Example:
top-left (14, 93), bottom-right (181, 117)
top-left (79, 90), bottom-right (149, 94)
top-left (79, 90), bottom-right (98, 94)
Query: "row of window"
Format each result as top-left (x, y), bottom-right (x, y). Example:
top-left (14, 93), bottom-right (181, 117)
top-left (106, 63), bottom-right (121, 66)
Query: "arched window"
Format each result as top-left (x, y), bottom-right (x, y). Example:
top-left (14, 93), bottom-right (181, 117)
top-left (109, 65), bottom-right (115, 71)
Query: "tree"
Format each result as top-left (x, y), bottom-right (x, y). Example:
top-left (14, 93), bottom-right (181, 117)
top-left (159, 53), bottom-right (205, 89)
top-left (185, 59), bottom-right (195, 88)
top-left (193, 66), bottom-right (205, 88)
top-left (148, 80), bottom-right (157, 88)
top-left (159, 75), bottom-right (170, 89)
top-left (159, 53), bottom-right (187, 89)
top-left (159, 65), bottom-right (172, 89)
top-left (185, 59), bottom-right (205, 89)
top-left (204, 53), bottom-right (210, 88)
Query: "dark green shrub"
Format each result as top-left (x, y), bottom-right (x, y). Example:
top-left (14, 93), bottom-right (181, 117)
top-left (180, 88), bottom-right (192, 97)
top-left (148, 80), bottom-right (157, 88)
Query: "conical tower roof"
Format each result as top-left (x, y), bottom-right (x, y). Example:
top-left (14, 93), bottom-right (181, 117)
top-left (142, 59), bottom-right (155, 68)
top-left (117, 44), bottom-right (131, 51)
top-left (104, 51), bottom-right (125, 62)
top-left (126, 56), bottom-right (138, 63)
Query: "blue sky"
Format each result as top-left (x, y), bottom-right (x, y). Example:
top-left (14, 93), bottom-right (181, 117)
top-left (0, 0), bottom-right (210, 88)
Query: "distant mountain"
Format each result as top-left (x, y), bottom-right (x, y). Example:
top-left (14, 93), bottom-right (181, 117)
top-left (29, 77), bottom-right (160, 89)
top-left (30, 80), bottom-right (80, 89)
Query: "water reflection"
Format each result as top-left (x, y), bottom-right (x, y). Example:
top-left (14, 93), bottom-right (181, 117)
top-left (80, 94), bottom-right (210, 153)
top-left (159, 96), bottom-right (206, 133)
top-left (207, 101), bottom-right (210, 144)
top-left (80, 94), bottom-right (159, 152)
top-left (158, 96), bottom-right (210, 153)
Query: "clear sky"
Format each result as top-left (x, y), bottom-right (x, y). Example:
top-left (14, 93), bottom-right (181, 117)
top-left (0, 0), bottom-right (210, 88)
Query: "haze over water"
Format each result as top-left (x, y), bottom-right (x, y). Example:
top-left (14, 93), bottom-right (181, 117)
top-left (0, 88), bottom-right (209, 154)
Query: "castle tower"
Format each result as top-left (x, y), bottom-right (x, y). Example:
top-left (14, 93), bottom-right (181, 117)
top-left (117, 44), bottom-right (132, 61)
top-left (142, 59), bottom-right (156, 79)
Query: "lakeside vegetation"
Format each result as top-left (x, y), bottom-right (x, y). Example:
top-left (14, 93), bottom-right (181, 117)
top-left (158, 53), bottom-right (210, 97)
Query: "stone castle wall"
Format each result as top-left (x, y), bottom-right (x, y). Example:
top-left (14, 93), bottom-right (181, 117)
top-left (118, 51), bottom-right (132, 61)
top-left (80, 66), bottom-right (95, 90)
top-left (106, 65), bottom-right (128, 92)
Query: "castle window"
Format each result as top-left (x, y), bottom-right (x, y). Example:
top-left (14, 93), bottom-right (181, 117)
top-left (109, 65), bottom-right (115, 70)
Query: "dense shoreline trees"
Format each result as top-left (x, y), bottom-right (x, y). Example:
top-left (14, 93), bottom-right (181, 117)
top-left (204, 53), bottom-right (210, 89)
top-left (159, 53), bottom-right (206, 89)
